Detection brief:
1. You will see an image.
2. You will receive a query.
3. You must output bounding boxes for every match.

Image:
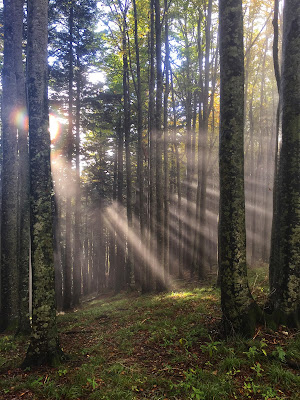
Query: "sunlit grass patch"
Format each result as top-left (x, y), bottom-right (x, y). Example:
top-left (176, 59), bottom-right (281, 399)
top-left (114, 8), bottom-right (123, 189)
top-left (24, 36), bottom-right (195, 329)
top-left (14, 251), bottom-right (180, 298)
top-left (1, 269), bottom-right (299, 400)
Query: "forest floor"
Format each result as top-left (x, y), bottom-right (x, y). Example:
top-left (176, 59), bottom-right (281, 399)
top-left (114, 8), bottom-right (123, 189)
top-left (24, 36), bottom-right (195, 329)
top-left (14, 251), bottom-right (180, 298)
top-left (0, 265), bottom-right (299, 400)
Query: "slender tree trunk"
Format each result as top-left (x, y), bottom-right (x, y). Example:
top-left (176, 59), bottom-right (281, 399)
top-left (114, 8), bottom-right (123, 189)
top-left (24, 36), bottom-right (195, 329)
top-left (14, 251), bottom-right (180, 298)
top-left (147, 0), bottom-right (156, 292)
top-left (192, 11), bottom-right (203, 276)
top-left (163, 0), bottom-right (170, 282)
top-left (82, 193), bottom-right (89, 296)
top-left (198, 0), bottom-right (212, 278)
top-left (73, 54), bottom-right (81, 307)
top-left (15, 0), bottom-right (31, 334)
top-left (183, 16), bottom-right (193, 276)
top-left (54, 195), bottom-right (63, 311)
top-left (122, 16), bottom-right (134, 288)
top-left (269, 0), bottom-right (281, 288)
top-left (155, 0), bottom-right (165, 291)
top-left (133, 0), bottom-right (146, 291)
top-left (63, 3), bottom-right (74, 310)
top-left (171, 69), bottom-right (183, 278)
top-left (115, 117), bottom-right (125, 292)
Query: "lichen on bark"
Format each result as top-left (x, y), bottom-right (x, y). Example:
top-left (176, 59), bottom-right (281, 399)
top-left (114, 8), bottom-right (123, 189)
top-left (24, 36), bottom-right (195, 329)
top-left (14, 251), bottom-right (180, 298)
top-left (218, 0), bottom-right (260, 337)
top-left (22, 0), bottom-right (63, 367)
top-left (269, 0), bottom-right (300, 328)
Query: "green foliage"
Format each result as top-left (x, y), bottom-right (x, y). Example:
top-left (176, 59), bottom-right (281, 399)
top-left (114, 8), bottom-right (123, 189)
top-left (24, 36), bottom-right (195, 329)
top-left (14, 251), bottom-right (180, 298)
top-left (272, 346), bottom-right (286, 362)
top-left (250, 362), bottom-right (264, 377)
top-left (200, 336), bottom-right (222, 358)
top-left (1, 276), bottom-right (299, 400)
top-left (0, 336), bottom-right (17, 351)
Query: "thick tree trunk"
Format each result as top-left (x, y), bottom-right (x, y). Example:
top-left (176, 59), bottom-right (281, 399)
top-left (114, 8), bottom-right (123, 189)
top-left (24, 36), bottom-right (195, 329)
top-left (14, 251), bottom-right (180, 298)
top-left (1, 0), bottom-right (19, 332)
top-left (22, 0), bottom-right (62, 366)
top-left (269, 0), bottom-right (300, 327)
top-left (218, 0), bottom-right (260, 336)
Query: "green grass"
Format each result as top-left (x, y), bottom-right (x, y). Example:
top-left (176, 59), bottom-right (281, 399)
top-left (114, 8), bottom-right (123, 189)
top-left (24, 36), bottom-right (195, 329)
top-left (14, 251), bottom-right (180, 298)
top-left (0, 265), bottom-right (299, 400)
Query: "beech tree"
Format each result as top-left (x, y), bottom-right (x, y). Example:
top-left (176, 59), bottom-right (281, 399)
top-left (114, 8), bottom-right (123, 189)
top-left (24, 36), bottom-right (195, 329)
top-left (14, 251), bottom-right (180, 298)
top-left (1, 0), bottom-right (20, 333)
top-left (23, 0), bottom-right (62, 367)
top-left (269, 0), bottom-right (300, 327)
top-left (218, 0), bottom-right (260, 336)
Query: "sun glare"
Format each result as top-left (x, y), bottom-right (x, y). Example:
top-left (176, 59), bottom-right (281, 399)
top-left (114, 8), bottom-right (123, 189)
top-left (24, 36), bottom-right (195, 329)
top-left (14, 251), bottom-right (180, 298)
top-left (49, 113), bottom-right (60, 142)
top-left (11, 107), bottom-right (29, 131)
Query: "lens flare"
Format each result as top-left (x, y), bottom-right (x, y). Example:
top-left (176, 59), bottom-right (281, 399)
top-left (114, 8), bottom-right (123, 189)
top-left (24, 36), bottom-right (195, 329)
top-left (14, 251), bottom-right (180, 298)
top-left (10, 107), bottom-right (29, 131)
top-left (49, 113), bottom-right (61, 142)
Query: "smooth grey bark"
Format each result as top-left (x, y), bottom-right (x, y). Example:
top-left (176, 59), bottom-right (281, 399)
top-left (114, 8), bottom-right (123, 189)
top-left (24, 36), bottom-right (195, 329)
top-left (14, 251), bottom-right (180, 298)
top-left (269, 0), bottom-right (300, 327)
top-left (0, 0), bottom-right (19, 332)
top-left (218, 0), bottom-right (259, 336)
top-left (22, 0), bottom-right (62, 366)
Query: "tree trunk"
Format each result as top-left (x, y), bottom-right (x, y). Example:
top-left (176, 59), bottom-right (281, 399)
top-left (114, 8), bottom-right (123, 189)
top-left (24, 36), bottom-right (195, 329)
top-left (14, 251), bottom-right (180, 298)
top-left (63, 3), bottom-right (74, 311)
top-left (133, 0), bottom-right (146, 291)
top-left (115, 117), bottom-right (125, 292)
top-left (1, 0), bottom-right (19, 332)
top-left (198, 0), bottom-right (212, 278)
top-left (218, 0), bottom-right (260, 336)
top-left (122, 15), bottom-right (134, 288)
top-left (269, 0), bottom-right (300, 327)
top-left (147, 0), bottom-right (156, 292)
top-left (163, 0), bottom-right (170, 283)
top-left (22, 0), bottom-right (62, 366)
top-left (155, 0), bottom-right (165, 291)
top-left (15, 0), bottom-right (31, 334)
top-left (73, 53), bottom-right (82, 307)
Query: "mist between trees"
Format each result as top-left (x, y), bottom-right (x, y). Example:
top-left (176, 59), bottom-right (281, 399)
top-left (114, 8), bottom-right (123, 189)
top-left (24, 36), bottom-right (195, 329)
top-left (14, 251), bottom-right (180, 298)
top-left (0, 0), bottom-right (299, 366)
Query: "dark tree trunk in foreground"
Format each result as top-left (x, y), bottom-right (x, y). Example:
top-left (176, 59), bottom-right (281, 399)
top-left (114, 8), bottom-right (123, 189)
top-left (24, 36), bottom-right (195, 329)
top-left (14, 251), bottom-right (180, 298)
top-left (1, 0), bottom-right (19, 332)
top-left (22, 0), bottom-right (62, 367)
top-left (218, 0), bottom-right (259, 336)
top-left (269, 0), bottom-right (300, 327)
top-left (15, 0), bottom-right (31, 334)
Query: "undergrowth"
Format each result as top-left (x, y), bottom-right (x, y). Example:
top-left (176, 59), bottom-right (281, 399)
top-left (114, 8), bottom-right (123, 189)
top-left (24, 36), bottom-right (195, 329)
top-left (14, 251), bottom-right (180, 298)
top-left (0, 265), bottom-right (299, 399)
